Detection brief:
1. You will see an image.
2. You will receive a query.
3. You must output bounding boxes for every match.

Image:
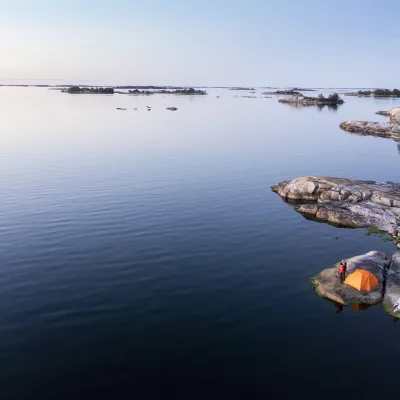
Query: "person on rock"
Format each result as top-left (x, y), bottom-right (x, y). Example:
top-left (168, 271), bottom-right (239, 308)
top-left (342, 260), bottom-right (347, 275)
top-left (339, 262), bottom-right (346, 284)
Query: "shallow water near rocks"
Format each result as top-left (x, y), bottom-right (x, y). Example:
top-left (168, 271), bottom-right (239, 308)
top-left (1, 87), bottom-right (400, 398)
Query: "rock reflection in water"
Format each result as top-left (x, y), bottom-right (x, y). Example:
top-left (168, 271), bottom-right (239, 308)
top-left (351, 303), bottom-right (370, 311)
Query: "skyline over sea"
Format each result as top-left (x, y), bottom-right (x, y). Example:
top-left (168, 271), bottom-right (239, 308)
top-left (0, 80), bottom-right (396, 91)
top-left (2, 0), bottom-right (400, 87)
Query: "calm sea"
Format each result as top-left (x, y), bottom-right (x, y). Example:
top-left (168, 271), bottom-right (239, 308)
top-left (1, 87), bottom-right (400, 399)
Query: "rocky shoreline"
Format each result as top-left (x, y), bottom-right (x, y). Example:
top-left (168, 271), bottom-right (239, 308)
top-left (312, 251), bottom-right (400, 318)
top-left (271, 176), bottom-right (400, 234)
top-left (340, 107), bottom-right (400, 141)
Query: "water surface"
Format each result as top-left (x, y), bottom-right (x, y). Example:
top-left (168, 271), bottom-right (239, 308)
top-left (1, 87), bottom-right (400, 398)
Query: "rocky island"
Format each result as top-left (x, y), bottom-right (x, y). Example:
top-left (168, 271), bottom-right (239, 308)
top-left (271, 176), bottom-right (400, 234)
top-left (312, 250), bottom-right (400, 318)
top-left (128, 88), bottom-right (206, 95)
top-left (65, 86), bottom-right (114, 94)
top-left (340, 107), bottom-right (400, 141)
top-left (263, 88), bottom-right (316, 95)
top-left (344, 89), bottom-right (400, 97)
top-left (278, 93), bottom-right (344, 105)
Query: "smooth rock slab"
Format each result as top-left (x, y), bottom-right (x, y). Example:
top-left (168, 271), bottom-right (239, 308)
top-left (312, 251), bottom-right (390, 305)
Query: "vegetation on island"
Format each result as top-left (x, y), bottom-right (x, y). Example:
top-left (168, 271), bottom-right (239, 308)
top-left (364, 226), bottom-right (396, 242)
top-left (279, 92), bottom-right (344, 105)
top-left (66, 86), bottom-right (114, 94)
top-left (316, 93), bottom-right (344, 103)
top-left (344, 89), bottom-right (400, 97)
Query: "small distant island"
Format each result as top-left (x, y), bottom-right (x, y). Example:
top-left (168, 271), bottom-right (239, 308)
top-left (115, 85), bottom-right (186, 90)
top-left (278, 93), bottom-right (344, 105)
top-left (128, 88), bottom-right (207, 95)
top-left (65, 86), bottom-right (114, 94)
top-left (263, 89), bottom-right (302, 95)
top-left (344, 89), bottom-right (400, 97)
top-left (263, 88), bottom-right (316, 95)
top-left (292, 87), bottom-right (316, 92)
top-left (228, 87), bottom-right (255, 91)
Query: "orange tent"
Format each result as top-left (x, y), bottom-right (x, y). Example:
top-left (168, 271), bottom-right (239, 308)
top-left (344, 269), bottom-right (378, 291)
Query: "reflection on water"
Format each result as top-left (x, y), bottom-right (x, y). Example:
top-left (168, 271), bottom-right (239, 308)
top-left (280, 102), bottom-right (340, 112)
top-left (316, 103), bottom-right (339, 112)
top-left (351, 303), bottom-right (370, 311)
top-left (334, 303), bottom-right (370, 314)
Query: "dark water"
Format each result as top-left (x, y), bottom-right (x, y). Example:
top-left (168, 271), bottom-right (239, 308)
top-left (1, 88), bottom-right (400, 399)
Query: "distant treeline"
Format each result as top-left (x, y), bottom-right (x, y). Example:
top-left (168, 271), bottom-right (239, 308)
top-left (316, 93), bottom-right (344, 103)
top-left (67, 86), bottom-right (114, 94)
top-left (129, 88), bottom-right (207, 95)
top-left (346, 89), bottom-right (400, 97)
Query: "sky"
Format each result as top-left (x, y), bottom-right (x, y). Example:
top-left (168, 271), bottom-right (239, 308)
top-left (1, 0), bottom-right (400, 87)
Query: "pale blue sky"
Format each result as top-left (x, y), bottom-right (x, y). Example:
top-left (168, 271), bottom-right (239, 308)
top-left (1, 0), bottom-right (399, 87)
